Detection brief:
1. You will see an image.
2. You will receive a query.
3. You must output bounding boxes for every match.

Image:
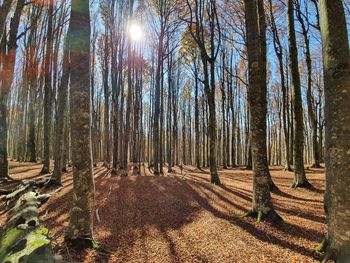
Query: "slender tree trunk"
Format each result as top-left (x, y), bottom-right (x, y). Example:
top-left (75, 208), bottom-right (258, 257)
top-left (287, 0), bottom-right (310, 188)
top-left (295, 1), bottom-right (320, 168)
top-left (194, 64), bottom-right (200, 169)
top-left (27, 88), bottom-right (36, 163)
top-left (153, 30), bottom-right (163, 175)
top-left (268, 0), bottom-right (291, 171)
top-left (221, 54), bottom-right (227, 169)
top-left (0, 0), bottom-right (13, 40)
top-left (206, 60), bottom-right (221, 185)
top-left (0, 0), bottom-right (24, 179)
top-left (41, 0), bottom-right (54, 174)
top-left (52, 32), bottom-right (70, 185)
top-left (103, 29), bottom-right (111, 167)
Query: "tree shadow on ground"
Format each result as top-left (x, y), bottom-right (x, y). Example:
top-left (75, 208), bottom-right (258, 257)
top-left (94, 173), bottom-right (323, 261)
top-left (184, 183), bottom-right (323, 261)
top-left (15, 162), bottom-right (325, 262)
top-left (271, 187), bottom-right (323, 203)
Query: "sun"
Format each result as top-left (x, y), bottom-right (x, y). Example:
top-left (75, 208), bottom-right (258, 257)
top-left (129, 24), bottom-right (142, 41)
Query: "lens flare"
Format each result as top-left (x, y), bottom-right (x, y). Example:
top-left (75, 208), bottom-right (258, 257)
top-left (129, 24), bottom-right (142, 41)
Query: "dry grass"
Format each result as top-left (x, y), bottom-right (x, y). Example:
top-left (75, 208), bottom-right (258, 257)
top-left (1, 161), bottom-right (326, 262)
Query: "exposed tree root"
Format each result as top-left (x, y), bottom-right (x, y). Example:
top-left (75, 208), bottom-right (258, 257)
top-left (311, 163), bottom-right (322, 168)
top-left (45, 178), bottom-right (62, 188)
top-left (269, 180), bottom-right (279, 191)
top-left (40, 167), bottom-right (50, 175)
top-left (243, 209), bottom-right (283, 224)
top-left (120, 169), bottom-right (128, 177)
top-left (283, 165), bottom-right (293, 172)
top-left (291, 181), bottom-right (311, 189)
top-left (210, 176), bottom-right (221, 186)
top-left (0, 175), bottom-right (15, 183)
top-left (317, 239), bottom-right (350, 263)
top-left (65, 238), bottom-right (99, 251)
top-left (110, 169), bottom-right (117, 176)
top-left (103, 162), bottom-right (111, 169)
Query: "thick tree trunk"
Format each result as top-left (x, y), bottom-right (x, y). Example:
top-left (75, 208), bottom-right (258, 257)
top-left (287, 0), bottom-right (310, 188)
top-left (319, 0), bottom-right (350, 260)
top-left (65, 0), bottom-right (95, 247)
top-left (244, 0), bottom-right (281, 223)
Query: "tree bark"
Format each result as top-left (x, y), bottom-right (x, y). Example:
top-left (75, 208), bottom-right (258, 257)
top-left (52, 31), bottom-right (70, 185)
top-left (295, 0), bottom-right (320, 168)
top-left (244, 0), bottom-right (281, 222)
top-left (0, 0), bottom-right (25, 179)
top-left (41, 0), bottom-right (54, 174)
top-left (319, 0), bottom-right (350, 260)
top-left (65, 0), bottom-right (95, 247)
top-left (287, 0), bottom-right (310, 188)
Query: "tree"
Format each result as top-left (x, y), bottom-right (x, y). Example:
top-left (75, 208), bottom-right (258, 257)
top-left (243, 0), bottom-right (281, 223)
top-left (52, 21), bottom-right (70, 185)
top-left (0, 0), bottom-right (25, 179)
top-left (65, 0), bottom-right (95, 247)
top-left (319, 0), bottom-right (350, 260)
top-left (295, 0), bottom-right (321, 168)
top-left (0, 0), bottom-right (13, 41)
top-left (41, 0), bottom-right (54, 174)
top-left (185, 0), bottom-right (221, 185)
top-left (268, 0), bottom-right (292, 171)
top-left (287, 0), bottom-right (310, 188)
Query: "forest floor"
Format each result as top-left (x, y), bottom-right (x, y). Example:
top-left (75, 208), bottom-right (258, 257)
top-left (0, 161), bottom-right (327, 263)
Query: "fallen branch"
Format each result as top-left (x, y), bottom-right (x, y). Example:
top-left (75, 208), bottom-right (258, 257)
top-left (96, 208), bottom-right (101, 223)
top-left (0, 185), bottom-right (55, 262)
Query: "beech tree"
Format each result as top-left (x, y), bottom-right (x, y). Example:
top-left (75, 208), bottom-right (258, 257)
top-left (0, 0), bottom-right (25, 179)
top-left (243, 0), bottom-right (281, 223)
top-left (287, 0), bottom-right (310, 188)
top-left (65, 0), bottom-right (95, 247)
top-left (319, 0), bottom-right (350, 260)
top-left (184, 0), bottom-right (221, 185)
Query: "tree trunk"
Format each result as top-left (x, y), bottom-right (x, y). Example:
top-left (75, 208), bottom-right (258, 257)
top-left (194, 63), bottom-right (200, 169)
top-left (287, 0), bottom-right (310, 188)
top-left (65, 0), bottom-right (95, 247)
top-left (27, 93), bottom-right (36, 163)
top-left (103, 29), bottom-right (111, 167)
top-left (0, 0), bottom-right (25, 179)
top-left (153, 30), bottom-right (163, 175)
top-left (295, 0), bottom-right (320, 168)
top-left (268, 0), bottom-right (291, 171)
top-left (52, 31), bottom-right (70, 185)
top-left (244, 0), bottom-right (281, 223)
top-left (319, 0), bottom-right (350, 260)
top-left (41, 0), bottom-right (54, 174)
top-left (206, 60), bottom-right (220, 185)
